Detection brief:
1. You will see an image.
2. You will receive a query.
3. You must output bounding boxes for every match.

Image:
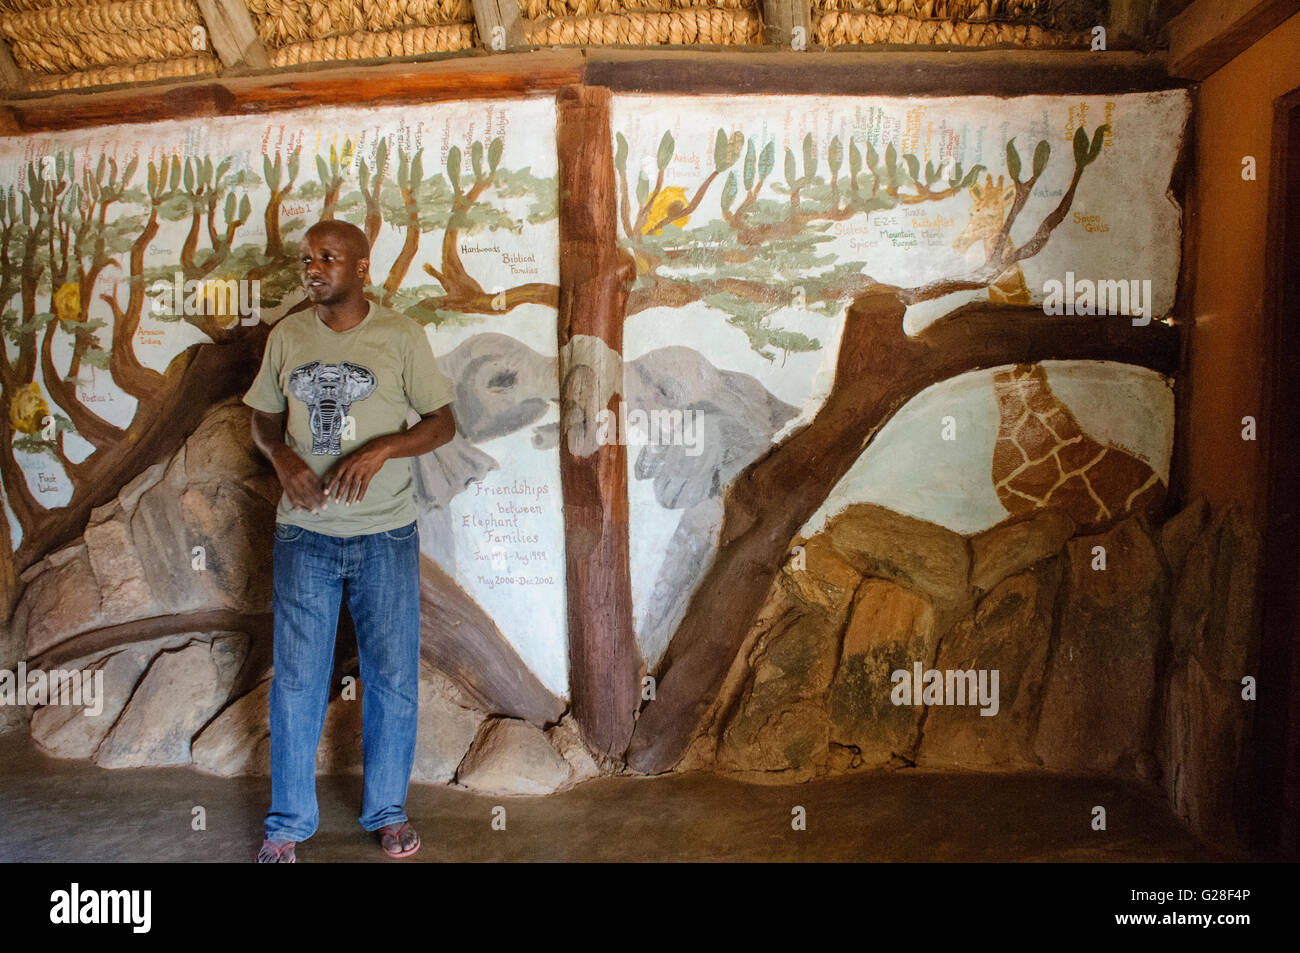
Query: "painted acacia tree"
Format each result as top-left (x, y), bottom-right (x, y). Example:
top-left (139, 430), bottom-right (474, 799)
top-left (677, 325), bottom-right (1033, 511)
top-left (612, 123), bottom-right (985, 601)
top-left (598, 121), bottom-right (1181, 772)
top-left (0, 150), bottom-right (276, 614)
top-left (617, 126), bottom-right (996, 358)
top-left (291, 134), bottom-right (559, 319)
top-left (0, 128), bottom-right (560, 625)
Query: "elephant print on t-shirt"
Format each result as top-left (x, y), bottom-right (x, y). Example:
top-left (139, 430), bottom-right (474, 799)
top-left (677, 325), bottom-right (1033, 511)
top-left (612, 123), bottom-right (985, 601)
top-left (288, 360), bottom-right (378, 455)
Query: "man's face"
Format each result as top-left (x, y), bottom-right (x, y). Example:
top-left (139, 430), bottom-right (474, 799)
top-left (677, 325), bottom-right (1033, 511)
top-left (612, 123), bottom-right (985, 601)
top-left (301, 229), bottom-right (367, 305)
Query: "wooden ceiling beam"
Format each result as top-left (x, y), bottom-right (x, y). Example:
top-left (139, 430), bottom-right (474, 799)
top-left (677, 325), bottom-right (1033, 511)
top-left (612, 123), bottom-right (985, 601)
top-left (194, 0), bottom-right (273, 70)
top-left (761, 0), bottom-right (813, 48)
top-left (1168, 0), bottom-right (1300, 79)
top-left (0, 50), bottom-right (583, 135)
top-left (584, 48), bottom-right (1174, 95)
top-left (0, 47), bottom-right (1182, 137)
top-left (0, 38), bottom-right (24, 95)
top-left (472, 0), bottom-right (527, 52)
top-left (1109, 0), bottom-right (1154, 45)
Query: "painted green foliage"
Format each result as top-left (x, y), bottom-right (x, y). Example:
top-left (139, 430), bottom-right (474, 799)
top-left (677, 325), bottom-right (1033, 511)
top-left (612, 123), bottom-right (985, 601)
top-left (614, 123), bottom-right (1108, 364)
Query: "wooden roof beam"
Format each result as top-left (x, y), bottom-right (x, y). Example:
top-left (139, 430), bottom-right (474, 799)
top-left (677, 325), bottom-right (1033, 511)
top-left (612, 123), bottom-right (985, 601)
top-left (472, 0), bottom-right (526, 52)
top-left (762, 0), bottom-right (812, 49)
top-left (1168, 0), bottom-right (1300, 79)
top-left (194, 0), bottom-right (272, 70)
top-left (0, 38), bottom-right (25, 94)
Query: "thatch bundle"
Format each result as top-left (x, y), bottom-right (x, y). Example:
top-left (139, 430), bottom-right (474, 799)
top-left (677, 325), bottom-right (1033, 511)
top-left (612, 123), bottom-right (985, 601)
top-left (0, 0), bottom-right (220, 85)
top-left (526, 5), bottom-right (763, 45)
top-left (808, 0), bottom-right (1052, 20)
top-left (813, 10), bottom-right (1086, 46)
top-left (247, 0), bottom-right (477, 65)
top-left (271, 20), bottom-right (478, 64)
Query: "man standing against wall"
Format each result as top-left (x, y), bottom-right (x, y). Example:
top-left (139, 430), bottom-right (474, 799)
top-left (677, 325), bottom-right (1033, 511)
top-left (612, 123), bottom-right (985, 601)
top-left (243, 220), bottom-right (457, 862)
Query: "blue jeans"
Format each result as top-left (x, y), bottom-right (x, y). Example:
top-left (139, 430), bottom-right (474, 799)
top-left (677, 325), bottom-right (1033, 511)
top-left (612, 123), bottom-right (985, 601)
top-left (264, 520), bottom-right (421, 842)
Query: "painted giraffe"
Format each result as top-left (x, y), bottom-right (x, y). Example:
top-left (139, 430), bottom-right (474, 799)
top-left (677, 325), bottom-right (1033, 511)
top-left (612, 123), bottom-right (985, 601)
top-left (991, 364), bottom-right (1165, 528)
top-left (953, 173), bottom-right (1032, 305)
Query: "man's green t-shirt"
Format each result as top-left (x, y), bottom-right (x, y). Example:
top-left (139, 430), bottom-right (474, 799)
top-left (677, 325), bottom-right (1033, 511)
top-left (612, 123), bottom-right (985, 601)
top-left (242, 299), bottom-right (455, 537)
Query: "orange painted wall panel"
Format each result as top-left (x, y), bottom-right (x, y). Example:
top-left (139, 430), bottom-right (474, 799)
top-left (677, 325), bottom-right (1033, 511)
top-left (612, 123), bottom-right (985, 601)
top-left (1185, 12), bottom-right (1300, 522)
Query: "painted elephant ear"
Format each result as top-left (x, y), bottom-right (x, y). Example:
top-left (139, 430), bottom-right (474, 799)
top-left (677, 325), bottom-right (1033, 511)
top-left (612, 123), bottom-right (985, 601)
top-left (288, 361), bottom-right (322, 402)
top-left (340, 362), bottom-right (378, 402)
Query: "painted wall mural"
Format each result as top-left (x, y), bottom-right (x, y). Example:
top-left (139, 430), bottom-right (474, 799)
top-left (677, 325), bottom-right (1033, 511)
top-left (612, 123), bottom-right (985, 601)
top-left (0, 96), bottom-right (569, 698)
top-left (609, 91), bottom-right (1189, 668)
top-left (0, 85), bottom-right (1213, 805)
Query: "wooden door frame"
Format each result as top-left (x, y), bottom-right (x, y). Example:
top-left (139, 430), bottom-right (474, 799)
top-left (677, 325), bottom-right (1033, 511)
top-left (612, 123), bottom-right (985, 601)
top-left (1252, 82), bottom-right (1300, 859)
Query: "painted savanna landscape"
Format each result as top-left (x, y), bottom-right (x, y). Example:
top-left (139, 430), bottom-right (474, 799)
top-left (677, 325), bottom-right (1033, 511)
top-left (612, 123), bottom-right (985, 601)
top-left (606, 91), bottom-right (1188, 772)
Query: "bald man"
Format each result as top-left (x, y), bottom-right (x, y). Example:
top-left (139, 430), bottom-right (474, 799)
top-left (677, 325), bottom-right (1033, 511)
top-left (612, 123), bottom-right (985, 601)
top-left (243, 220), bottom-right (458, 862)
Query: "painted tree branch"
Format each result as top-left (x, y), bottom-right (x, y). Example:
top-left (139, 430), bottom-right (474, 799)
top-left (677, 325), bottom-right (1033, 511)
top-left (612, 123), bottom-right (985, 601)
top-left (39, 318), bottom-right (124, 448)
top-left (382, 148), bottom-right (425, 300)
top-left (317, 142), bottom-right (353, 222)
top-left (180, 160), bottom-right (246, 281)
top-left (360, 141), bottom-right (389, 248)
top-left (12, 330), bottom-right (266, 574)
top-left (621, 130), bottom-right (988, 276)
top-left (106, 157), bottom-right (175, 401)
top-left (415, 142), bottom-right (561, 316)
top-left (35, 168), bottom-right (129, 449)
top-left (430, 174), bottom-right (493, 299)
top-left (414, 282), bottom-right (558, 315)
top-left (418, 554), bottom-right (565, 726)
top-left (626, 270), bottom-right (874, 317)
top-left (15, 181), bottom-right (48, 383)
top-left (262, 146), bottom-right (300, 260)
top-left (0, 416), bottom-right (37, 536)
top-left (733, 176), bottom-right (975, 247)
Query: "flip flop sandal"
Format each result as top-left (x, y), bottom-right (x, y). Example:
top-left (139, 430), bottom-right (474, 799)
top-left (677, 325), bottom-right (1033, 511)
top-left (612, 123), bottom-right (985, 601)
top-left (378, 822), bottom-right (421, 859)
top-left (257, 839), bottom-right (297, 863)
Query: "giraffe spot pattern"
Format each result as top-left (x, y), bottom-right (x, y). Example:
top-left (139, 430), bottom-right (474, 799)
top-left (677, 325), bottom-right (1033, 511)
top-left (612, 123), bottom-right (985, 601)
top-left (990, 363), bottom-right (1166, 530)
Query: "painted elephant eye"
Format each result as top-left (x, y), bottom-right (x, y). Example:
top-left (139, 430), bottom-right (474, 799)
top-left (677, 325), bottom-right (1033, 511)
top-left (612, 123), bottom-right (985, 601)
top-left (487, 369), bottom-right (517, 392)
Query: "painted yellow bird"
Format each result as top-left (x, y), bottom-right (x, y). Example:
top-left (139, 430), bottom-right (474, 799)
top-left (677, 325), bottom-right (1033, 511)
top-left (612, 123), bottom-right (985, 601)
top-left (200, 274), bottom-right (242, 329)
top-left (53, 282), bottom-right (81, 323)
top-left (9, 381), bottom-right (49, 435)
top-left (642, 186), bottom-right (691, 236)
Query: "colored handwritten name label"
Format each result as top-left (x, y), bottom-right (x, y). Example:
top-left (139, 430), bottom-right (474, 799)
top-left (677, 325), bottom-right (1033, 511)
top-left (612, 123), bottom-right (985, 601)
top-left (1072, 212), bottom-right (1110, 233)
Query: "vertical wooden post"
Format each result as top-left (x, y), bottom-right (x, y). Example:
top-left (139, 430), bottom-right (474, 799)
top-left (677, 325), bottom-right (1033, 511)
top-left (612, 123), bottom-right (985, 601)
top-left (555, 85), bottom-right (641, 760)
top-left (1254, 86), bottom-right (1300, 858)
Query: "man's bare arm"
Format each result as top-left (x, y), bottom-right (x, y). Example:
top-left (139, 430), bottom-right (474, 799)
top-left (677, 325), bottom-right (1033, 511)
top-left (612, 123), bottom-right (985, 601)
top-left (250, 409), bottom-right (329, 514)
top-left (325, 405), bottom-right (456, 505)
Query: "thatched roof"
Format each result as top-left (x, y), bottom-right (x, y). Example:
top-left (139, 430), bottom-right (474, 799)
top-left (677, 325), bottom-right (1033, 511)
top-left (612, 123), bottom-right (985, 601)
top-left (0, 0), bottom-right (1108, 93)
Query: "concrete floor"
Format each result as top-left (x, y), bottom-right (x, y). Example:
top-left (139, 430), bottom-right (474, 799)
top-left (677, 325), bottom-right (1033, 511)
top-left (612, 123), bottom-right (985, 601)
top-left (0, 732), bottom-right (1222, 862)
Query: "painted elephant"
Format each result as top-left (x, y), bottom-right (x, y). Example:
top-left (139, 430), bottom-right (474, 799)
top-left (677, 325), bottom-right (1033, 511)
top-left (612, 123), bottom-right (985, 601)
top-left (410, 333), bottom-right (797, 664)
top-left (410, 333), bottom-right (557, 570)
top-left (623, 346), bottom-right (799, 664)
